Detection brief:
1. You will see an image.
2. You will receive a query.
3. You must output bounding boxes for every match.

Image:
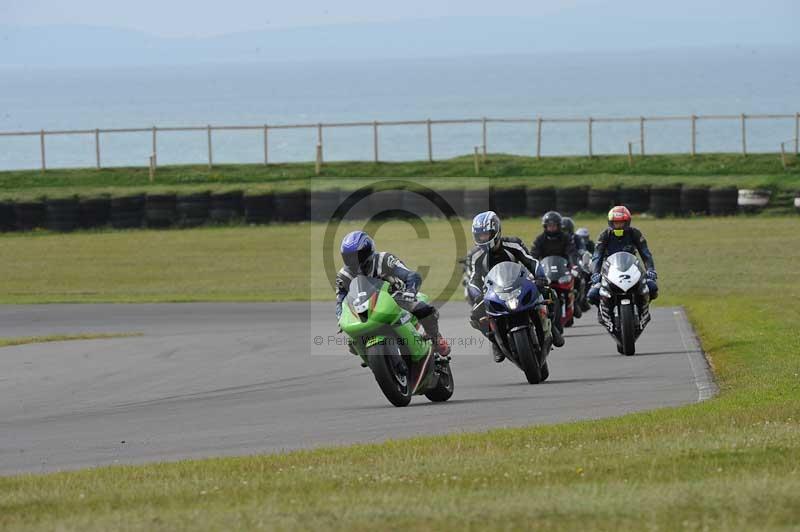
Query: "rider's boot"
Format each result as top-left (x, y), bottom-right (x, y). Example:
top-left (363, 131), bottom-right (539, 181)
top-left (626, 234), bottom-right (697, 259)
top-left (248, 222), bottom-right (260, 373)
top-left (551, 323), bottom-right (565, 348)
top-left (491, 339), bottom-right (505, 363)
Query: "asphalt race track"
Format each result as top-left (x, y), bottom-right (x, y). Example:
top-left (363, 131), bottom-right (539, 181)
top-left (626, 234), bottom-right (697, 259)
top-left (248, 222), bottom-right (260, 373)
top-left (0, 302), bottom-right (715, 476)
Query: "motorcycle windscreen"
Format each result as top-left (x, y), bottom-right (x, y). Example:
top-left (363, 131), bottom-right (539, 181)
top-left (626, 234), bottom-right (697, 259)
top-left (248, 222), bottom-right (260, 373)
top-left (485, 261), bottom-right (526, 293)
top-left (346, 275), bottom-right (385, 314)
top-left (602, 252), bottom-right (640, 277)
top-left (540, 256), bottom-right (569, 282)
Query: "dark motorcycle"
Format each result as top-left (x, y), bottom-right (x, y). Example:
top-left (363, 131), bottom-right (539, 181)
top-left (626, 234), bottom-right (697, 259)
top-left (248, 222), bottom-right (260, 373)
top-left (482, 262), bottom-right (552, 384)
top-left (575, 250), bottom-right (593, 313)
top-left (597, 251), bottom-right (652, 356)
top-left (540, 256), bottom-right (576, 330)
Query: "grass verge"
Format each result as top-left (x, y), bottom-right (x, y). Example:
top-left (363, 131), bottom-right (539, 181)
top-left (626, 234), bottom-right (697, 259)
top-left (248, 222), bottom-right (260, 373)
top-left (0, 217), bottom-right (798, 530)
top-left (0, 152), bottom-right (798, 200)
top-left (0, 332), bottom-right (142, 348)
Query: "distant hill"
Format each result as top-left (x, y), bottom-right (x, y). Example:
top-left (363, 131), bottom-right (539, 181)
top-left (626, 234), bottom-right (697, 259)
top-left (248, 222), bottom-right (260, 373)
top-left (2, 15), bottom-right (798, 67)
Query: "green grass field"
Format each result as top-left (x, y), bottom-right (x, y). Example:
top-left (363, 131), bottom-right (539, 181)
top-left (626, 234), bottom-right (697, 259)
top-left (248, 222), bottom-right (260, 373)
top-left (0, 152), bottom-right (798, 201)
top-left (0, 217), bottom-right (798, 530)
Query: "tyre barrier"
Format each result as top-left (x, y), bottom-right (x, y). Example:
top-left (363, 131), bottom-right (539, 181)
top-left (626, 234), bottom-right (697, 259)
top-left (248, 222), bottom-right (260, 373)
top-left (273, 189), bottom-right (309, 222)
top-left (368, 188), bottom-right (406, 220)
top-left (708, 187), bottom-right (738, 216)
top-left (649, 185), bottom-right (682, 218)
top-left (176, 191), bottom-right (211, 227)
top-left (438, 189), bottom-right (465, 219)
top-left (492, 186), bottom-right (527, 218)
top-left (110, 194), bottom-right (145, 229)
top-left (46, 197), bottom-right (81, 232)
top-left (526, 187), bottom-right (556, 218)
top-left (210, 190), bottom-right (244, 224)
top-left (145, 193), bottom-right (177, 228)
top-left (14, 200), bottom-right (46, 231)
top-left (586, 188), bottom-right (618, 213)
top-left (680, 186), bottom-right (709, 215)
top-left (0, 201), bottom-right (15, 231)
top-left (555, 186), bottom-right (588, 216)
top-left (402, 186), bottom-right (439, 218)
top-left (309, 189), bottom-right (340, 222)
top-left (463, 188), bottom-right (491, 220)
top-left (244, 192), bottom-right (274, 224)
top-left (80, 196), bottom-right (111, 228)
top-left (737, 189), bottom-right (771, 213)
top-left (618, 186), bottom-right (650, 214)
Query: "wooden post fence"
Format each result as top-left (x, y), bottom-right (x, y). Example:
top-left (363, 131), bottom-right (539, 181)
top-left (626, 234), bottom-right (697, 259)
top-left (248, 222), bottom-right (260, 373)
top-left (315, 144), bottom-right (322, 175)
top-left (0, 112), bottom-right (797, 171)
top-left (207, 125), bottom-right (213, 169)
top-left (482, 117), bottom-right (487, 157)
top-left (536, 117), bottom-right (542, 159)
top-left (152, 126), bottom-right (158, 168)
top-left (780, 142), bottom-right (787, 170)
top-left (317, 123), bottom-right (323, 163)
top-left (264, 124), bottom-right (269, 166)
top-left (627, 141), bottom-right (634, 168)
top-left (373, 121), bottom-right (379, 162)
top-left (639, 117), bottom-right (645, 156)
top-left (95, 128), bottom-right (101, 169)
top-left (473, 146), bottom-right (480, 175)
top-left (741, 113), bottom-right (747, 156)
top-left (426, 119), bottom-right (433, 163)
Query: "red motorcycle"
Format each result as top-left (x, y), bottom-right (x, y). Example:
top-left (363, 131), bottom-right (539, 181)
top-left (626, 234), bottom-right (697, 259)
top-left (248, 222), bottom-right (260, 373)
top-left (541, 256), bottom-right (577, 329)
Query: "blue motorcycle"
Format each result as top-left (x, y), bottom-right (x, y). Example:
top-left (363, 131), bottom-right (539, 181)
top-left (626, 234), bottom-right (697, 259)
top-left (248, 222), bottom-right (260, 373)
top-left (483, 262), bottom-right (553, 384)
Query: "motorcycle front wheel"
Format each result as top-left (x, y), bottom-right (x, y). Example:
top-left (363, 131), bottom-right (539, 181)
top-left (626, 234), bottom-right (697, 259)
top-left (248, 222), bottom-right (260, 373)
top-left (619, 303), bottom-right (637, 356)
top-left (368, 343), bottom-right (412, 406)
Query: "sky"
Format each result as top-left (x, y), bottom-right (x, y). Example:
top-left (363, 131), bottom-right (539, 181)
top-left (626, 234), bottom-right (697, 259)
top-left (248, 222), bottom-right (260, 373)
top-left (3, 0), bottom-right (797, 38)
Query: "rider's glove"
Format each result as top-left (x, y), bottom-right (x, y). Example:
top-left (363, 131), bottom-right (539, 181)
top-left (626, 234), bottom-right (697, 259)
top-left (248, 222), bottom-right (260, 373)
top-left (591, 273), bottom-right (602, 285)
top-left (646, 270), bottom-right (658, 281)
top-left (395, 291), bottom-right (417, 302)
top-left (570, 265), bottom-right (580, 278)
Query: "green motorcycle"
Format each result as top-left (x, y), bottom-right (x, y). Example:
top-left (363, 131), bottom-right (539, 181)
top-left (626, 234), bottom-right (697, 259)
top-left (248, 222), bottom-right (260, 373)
top-left (339, 274), bottom-right (454, 407)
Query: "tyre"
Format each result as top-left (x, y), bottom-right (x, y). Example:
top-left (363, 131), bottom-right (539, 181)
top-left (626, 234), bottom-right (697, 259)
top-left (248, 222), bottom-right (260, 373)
top-left (273, 189), bottom-right (309, 222)
top-left (510, 327), bottom-right (542, 384)
top-left (244, 193), bottom-right (274, 224)
top-left (619, 303), bottom-right (636, 356)
top-left (526, 187), bottom-right (556, 218)
top-left (680, 186), bottom-right (709, 215)
top-left (209, 190), bottom-right (244, 224)
top-left (438, 189), bottom-right (465, 219)
top-left (587, 188), bottom-right (618, 213)
top-left (46, 197), bottom-right (80, 232)
top-left (618, 186), bottom-right (650, 214)
top-left (309, 189), bottom-right (341, 222)
top-left (463, 189), bottom-right (491, 220)
top-left (367, 343), bottom-right (412, 407)
top-left (573, 297), bottom-right (583, 319)
top-left (145, 193), bottom-right (177, 228)
top-left (492, 186), bottom-right (526, 218)
top-left (540, 362), bottom-right (550, 382)
top-left (0, 201), bottom-right (15, 231)
top-left (649, 185), bottom-right (681, 217)
top-left (80, 196), bottom-right (111, 228)
top-left (708, 187), bottom-right (738, 216)
top-left (555, 186), bottom-right (588, 216)
top-left (424, 364), bottom-right (454, 402)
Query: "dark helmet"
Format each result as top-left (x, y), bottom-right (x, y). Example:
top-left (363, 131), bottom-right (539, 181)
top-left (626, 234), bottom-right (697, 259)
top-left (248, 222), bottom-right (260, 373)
top-left (472, 211), bottom-right (502, 252)
top-left (561, 217), bottom-right (575, 236)
top-left (341, 230), bottom-right (375, 274)
top-left (542, 211), bottom-right (562, 235)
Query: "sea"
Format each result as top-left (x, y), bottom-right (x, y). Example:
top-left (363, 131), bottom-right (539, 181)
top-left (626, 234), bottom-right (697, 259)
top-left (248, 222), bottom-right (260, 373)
top-left (1, 47), bottom-right (798, 170)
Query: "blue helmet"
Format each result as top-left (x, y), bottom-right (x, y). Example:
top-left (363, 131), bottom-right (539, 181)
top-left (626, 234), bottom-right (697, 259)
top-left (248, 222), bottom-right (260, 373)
top-left (472, 211), bottom-right (501, 252)
top-left (341, 230), bottom-right (375, 274)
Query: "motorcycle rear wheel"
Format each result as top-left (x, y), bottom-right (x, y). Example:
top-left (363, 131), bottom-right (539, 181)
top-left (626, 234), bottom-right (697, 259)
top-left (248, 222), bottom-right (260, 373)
top-left (425, 363), bottom-right (454, 402)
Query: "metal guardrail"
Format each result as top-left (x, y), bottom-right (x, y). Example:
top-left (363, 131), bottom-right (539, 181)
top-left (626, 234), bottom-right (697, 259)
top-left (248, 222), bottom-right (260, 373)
top-left (1, 113), bottom-right (798, 172)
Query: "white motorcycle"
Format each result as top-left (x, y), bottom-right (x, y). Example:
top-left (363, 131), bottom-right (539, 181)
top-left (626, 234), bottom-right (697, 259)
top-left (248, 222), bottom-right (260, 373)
top-left (597, 251), bottom-right (651, 356)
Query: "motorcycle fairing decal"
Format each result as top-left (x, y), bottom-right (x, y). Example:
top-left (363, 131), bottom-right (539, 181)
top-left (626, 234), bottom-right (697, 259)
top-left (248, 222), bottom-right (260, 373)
top-left (411, 350), bottom-right (433, 395)
top-left (366, 336), bottom-right (386, 348)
